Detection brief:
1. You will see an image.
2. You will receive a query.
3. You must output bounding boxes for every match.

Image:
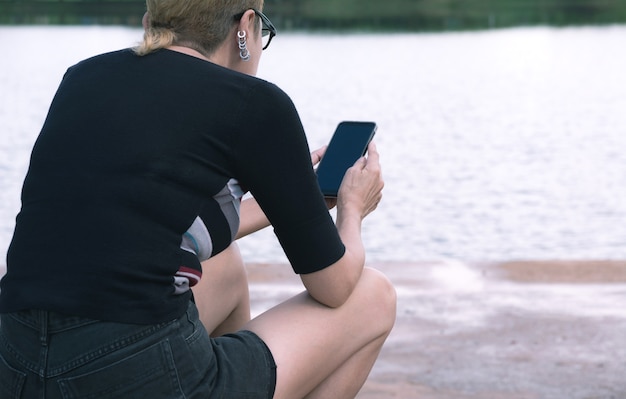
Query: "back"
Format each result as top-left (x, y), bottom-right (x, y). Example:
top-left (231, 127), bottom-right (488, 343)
top-left (0, 49), bottom-right (345, 323)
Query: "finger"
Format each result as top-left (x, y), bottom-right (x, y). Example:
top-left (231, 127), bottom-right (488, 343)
top-left (310, 146), bottom-right (328, 166)
top-left (365, 141), bottom-right (379, 164)
top-left (351, 155), bottom-right (367, 170)
top-left (324, 197), bottom-right (337, 210)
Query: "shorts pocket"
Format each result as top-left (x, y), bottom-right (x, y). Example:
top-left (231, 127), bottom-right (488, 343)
top-left (57, 340), bottom-right (184, 399)
top-left (0, 353), bottom-right (26, 399)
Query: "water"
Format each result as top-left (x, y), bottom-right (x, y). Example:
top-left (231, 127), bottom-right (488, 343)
top-left (1, 25), bottom-right (626, 265)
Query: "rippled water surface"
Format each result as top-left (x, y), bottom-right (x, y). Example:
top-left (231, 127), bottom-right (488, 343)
top-left (1, 26), bottom-right (625, 263)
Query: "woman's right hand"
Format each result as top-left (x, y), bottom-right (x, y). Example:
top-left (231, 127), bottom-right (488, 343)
top-left (301, 142), bottom-right (383, 307)
top-left (336, 142), bottom-right (384, 220)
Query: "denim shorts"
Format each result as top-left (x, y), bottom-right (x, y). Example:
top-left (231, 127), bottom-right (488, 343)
top-left (0, 302), bottom-right (276, 399)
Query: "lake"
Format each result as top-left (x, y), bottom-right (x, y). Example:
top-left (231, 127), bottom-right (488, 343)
top-left (1, 25), bottom-right (625, 264)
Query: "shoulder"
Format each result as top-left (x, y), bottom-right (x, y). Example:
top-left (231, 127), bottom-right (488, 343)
top-left (247, 77), bottom-right (295, 111)
top-left (63, 49), bottom-right (135, 79)
top-left (69, 48), bottom-right (135, 69)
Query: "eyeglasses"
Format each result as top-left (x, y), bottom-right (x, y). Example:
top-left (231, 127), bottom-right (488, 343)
top-left (234, 9), bottom-right (277, 50)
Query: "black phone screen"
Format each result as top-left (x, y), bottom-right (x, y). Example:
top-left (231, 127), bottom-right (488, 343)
top-left (316, 121), bottom-right (377, 197)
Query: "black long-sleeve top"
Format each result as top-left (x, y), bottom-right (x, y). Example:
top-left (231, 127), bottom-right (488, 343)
top-left (0, 49), bottom-right (345, 324)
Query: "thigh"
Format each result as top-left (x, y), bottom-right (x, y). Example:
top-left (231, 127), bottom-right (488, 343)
top-left (49, 306), bottom-right (274, 399)
top-left (244, 267), bottom-right (396, 399)
top-left (192, 242), bottom-right (250, 335)
top-left (210, 330), bottom-right (276, 399)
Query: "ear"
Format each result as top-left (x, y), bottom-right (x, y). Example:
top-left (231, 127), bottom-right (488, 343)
top-left (236, 9), bottom-right (256, 35)
top-left (142, 12), bottom-right (150, 30)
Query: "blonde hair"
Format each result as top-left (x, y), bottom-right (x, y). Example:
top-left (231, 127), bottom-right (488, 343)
top-left (135, 0), bottom-right (264, 56)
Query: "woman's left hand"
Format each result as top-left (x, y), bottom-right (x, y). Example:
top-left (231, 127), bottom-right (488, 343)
top-left (310, 145), bottom-right (327, 167)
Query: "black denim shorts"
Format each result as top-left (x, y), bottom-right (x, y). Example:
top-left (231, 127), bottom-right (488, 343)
top-left (0, 302), bottom-right (276, 399)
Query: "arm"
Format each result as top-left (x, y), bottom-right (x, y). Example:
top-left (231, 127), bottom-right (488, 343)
top-left (300, 142), bottom-right (384, 308)
top-left (233, 82), bottom-right (375, 306)
top-left (235, 146), bottom-right (331, 240)
top-left (235, 197), bottom-right (269, 240)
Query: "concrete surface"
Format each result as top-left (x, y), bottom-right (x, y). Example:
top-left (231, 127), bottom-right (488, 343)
top-left (246, 260), bottom-right (626, 399)
top-left (1, 260), bottom-right (624, 398)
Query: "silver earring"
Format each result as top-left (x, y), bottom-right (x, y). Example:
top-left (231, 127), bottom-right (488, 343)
top-left (237, 31), bottom-right (250, 62)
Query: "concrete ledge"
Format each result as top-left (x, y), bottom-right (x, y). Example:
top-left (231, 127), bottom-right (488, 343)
top-left (487, 260), bottom-right (626, 284)
top-left (246, 261), bottom-right (626, 399)
top-left (2, 261), bottom-right (624, 398)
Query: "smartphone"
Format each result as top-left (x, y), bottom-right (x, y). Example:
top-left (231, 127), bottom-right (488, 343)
top-left (316, 121), bottom-right (377, 197)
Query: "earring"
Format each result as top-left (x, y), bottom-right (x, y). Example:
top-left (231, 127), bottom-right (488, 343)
top-left (237, 31), bottom-right (250, 62)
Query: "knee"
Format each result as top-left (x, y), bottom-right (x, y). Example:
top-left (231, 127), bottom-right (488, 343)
top-left (359, 267), bottom-right (397, 333)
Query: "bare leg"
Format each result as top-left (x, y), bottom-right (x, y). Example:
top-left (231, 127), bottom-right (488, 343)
top-left (244, 267), bottom-right (397, 399)
top-left (304, 333), bottom-right (388, 399)
top-left (191, 243), bottom-right (251, 336)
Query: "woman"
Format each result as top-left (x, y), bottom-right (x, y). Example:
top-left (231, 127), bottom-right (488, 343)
top-left (0, 1), bottom-right (396, 398)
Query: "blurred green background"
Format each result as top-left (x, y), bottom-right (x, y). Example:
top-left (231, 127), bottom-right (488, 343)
top-left (1, 0), bottom-right (625, 30)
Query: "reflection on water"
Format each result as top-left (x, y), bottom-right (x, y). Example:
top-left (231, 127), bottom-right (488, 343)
top-left (1, 26), bottom-right (626, 263)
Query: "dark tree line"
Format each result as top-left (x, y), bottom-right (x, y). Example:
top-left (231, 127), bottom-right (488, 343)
top-left (1, 0), bottom-right (625, 29)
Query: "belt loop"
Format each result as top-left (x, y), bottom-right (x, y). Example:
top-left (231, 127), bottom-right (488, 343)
top-left (38, 310), bottom-right (48, 346)
top-left (37, 310), bottom-right (49, 382)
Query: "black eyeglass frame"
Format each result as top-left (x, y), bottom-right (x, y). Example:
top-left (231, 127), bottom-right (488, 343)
top-left (234, 9), bottom-right (277, 50)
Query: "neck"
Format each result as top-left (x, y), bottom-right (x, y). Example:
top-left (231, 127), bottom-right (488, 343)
top-left (166, 42), bottom-right (256, 76)
top-left (166, 45), bottom-right (210, 62)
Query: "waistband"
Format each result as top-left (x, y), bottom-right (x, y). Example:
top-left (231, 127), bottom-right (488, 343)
top-left (2, 309), bottom-right (99, 334)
